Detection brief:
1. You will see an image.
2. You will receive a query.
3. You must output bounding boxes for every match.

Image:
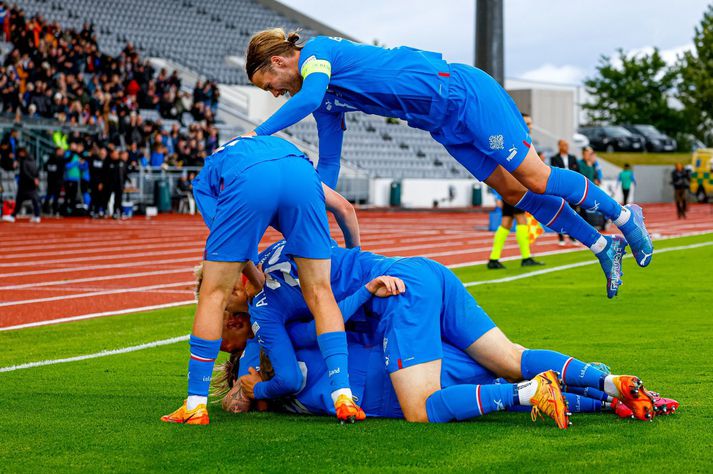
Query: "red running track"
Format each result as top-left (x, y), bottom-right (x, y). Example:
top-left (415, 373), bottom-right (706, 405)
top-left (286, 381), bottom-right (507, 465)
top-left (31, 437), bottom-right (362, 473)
top-left (1, 203), bottom-right (711, 329)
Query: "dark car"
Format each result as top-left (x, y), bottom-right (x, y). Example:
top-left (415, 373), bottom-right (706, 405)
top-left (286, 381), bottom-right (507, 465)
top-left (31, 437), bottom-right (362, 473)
top-left (621, 124), bottom-right (677, 152)
top-left (577, 126), bottom-right (645, 152)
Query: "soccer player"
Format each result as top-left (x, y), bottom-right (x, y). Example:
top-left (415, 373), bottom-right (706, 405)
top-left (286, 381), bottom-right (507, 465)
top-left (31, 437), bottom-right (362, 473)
top-left (242, 30), bottom-right (655, 298)
top-left (161, 135), bottom-right (363, 425)
top-left (231, 240), bottom-right (659, 425)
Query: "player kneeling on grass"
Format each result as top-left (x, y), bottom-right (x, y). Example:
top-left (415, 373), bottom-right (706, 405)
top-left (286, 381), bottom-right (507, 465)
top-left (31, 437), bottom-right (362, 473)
top-left (161, 135), bottom-right (364, 425)
top-left (211, 241), bottom-right (675, 426)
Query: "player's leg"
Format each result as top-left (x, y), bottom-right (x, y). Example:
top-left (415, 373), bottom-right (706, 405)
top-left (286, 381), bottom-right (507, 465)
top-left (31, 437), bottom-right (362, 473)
top-left (485, 166), bottom-right (626, 298)
top-left (163, 162), bottom-right (275, 425)
top-left (278, 157), bottom-right (363, 422)
top-left (488, 213), bottom-right (512, 269)
top-left (512, 147), bottom-right (653, 268)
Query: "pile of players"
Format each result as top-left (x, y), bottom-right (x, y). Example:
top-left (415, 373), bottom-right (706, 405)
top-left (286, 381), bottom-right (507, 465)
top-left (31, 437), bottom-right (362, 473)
top-left (161, 29), bottom-right (675, 429)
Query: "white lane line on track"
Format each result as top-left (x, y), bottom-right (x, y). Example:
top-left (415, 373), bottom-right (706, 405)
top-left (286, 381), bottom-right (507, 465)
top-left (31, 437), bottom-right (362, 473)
top-left (2, 240), bottom-right (711, 371)
top-left (1, 248), bottom-right (203, 267)
top-left (0, 335), bottom-right (190, 372)
top-left (0, 241), bottom-right (203, 260)
top-left (0, 257), bottom-right (201, 278)
top-left (0, 281), bottom-right (195, 307)
top-left (0, 301), bottom-right (195, 332)
top-left (462, 240), bottom-right (713, 287)
top-left (0, 268), bottom-right (194, 290)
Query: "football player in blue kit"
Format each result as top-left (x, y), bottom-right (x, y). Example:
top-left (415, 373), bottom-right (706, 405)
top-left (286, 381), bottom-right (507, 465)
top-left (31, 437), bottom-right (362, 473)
top-left (161, 135), bottom-right (365, 425)
top-left (216, 240), bottom-right (659, 426)
top-left (243, 29), bottom-right (655, 299)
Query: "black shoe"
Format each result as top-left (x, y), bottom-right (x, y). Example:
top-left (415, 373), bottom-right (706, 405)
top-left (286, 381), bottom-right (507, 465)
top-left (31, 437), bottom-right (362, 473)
top-left (487, 259), bottom-right (506, 269)
top-left (521, 257), bottom-right (545, 267)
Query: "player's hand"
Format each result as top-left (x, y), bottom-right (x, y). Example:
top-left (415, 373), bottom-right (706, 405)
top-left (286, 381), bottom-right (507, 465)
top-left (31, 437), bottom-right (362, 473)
top-left (366, 276), bottom-right (405, 297)
top-left (221, 379), bottom-right (251, 413)
top-left (241, 130), bottom-right (257, 138)
top-left (239, 367), bottom-right (261, 399)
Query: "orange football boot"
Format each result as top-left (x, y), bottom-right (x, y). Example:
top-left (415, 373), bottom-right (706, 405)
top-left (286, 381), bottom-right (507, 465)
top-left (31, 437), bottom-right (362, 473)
top-left (611, 375), bottom-right (655, 421)
top-left (335, 394), bottom-right (366, 424)
top-left (161, 401), bottom-right (210, 425)
top-left (529, 370), bottom-right (571, 430)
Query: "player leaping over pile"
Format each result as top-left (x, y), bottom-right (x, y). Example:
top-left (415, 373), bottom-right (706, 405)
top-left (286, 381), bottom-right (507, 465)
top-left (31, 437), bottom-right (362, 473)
top-left (243, 29), bottom-right (654, 299)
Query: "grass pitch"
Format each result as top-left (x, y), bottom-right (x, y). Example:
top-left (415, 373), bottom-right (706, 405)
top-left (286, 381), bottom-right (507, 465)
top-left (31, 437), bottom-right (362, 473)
top-left (1, 233), bottom-right (712, 472)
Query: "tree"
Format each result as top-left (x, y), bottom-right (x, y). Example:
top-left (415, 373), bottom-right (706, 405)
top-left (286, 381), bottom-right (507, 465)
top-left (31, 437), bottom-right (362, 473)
top-left (678, 4), bottom-right (713, 144)
top-left (582, 48), bottom-right (681, 136)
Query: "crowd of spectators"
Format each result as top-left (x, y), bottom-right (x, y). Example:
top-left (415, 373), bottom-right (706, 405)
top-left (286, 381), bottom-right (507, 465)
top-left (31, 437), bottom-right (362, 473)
top-left (0, 2), bottom-right (223, 219)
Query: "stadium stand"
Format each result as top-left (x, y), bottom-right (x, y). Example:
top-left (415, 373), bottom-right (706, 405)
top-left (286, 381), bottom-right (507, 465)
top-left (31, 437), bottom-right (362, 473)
top-left (3, 0), bottom-right (471, 208)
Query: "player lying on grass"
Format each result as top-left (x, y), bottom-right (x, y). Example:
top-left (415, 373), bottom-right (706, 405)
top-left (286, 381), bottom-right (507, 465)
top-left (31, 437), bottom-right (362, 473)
top-left (214, 319), bottom-right (678, 422)
top-left (161, 135), bottom-right (365, 426)
top-left (201, 240), bottom-right (665, 427)
top-left (243, 29), bottom-right (655, 299)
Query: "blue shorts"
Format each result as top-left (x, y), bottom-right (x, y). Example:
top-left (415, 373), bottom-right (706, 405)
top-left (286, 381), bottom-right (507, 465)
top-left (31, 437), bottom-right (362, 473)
top-left (369, 258), bottom-right (497, 374)
top-left (431, 65), bottom-right (532, 181)
top-left (199, 157), bottom-right (332, 263)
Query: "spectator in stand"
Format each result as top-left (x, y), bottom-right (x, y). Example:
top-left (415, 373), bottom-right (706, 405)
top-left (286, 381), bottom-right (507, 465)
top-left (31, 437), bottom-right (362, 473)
top-left (176, 171), bottom-right (196, 215)
top-left (105, 147), bottom-right (127, 219)
top-left (62, 142), bottom-right (81, 214)
top-left (88, 146), bottom-right (107, 218)
top-left (127, 141), bottom-right (147, 168)
top-left (671, 162), bottom-right (690, 219)
top-left (150, 138), bottom-right (167, 168)
top-left (550, 139), bottom-right (580, 246)
top-left (43, 146), bottom-right (64, 215)
top-left (2, 147), bottom-right (40, 223)
top-left (78, 142), bottom-right (91, 206)
top-left (617, 163), bottom-right (636, 205)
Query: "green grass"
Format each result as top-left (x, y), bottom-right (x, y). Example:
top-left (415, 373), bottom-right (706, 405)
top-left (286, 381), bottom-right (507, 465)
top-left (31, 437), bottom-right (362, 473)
top-left (1, 233), bottom-right (713, 472)
top-left (599, 151), bottom-right (691, 168)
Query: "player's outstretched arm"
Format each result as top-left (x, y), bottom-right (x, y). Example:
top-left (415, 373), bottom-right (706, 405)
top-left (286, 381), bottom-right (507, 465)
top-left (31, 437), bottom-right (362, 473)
top-left (324, 184), bottom-right (360, 248)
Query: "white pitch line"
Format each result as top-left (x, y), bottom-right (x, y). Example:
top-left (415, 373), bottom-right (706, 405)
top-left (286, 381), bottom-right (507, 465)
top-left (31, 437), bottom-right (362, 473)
top-left (462, 240), bottom-right (713, 287)
top-left (0, 335), bottom-right (190, 373)
top-left (0, 281), bottom-right (195, 307)
top-left (0, 300), bottom-right (195, 331)
top-left (0, 267), bottom-right (193, 290)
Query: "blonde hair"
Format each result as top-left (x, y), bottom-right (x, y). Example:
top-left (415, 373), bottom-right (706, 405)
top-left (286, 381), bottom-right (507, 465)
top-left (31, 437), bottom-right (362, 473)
top-left (246, 28), bottom-right (303, 80)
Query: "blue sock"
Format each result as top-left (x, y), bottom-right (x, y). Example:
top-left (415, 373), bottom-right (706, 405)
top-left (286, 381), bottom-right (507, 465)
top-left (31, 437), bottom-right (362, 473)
top-left (546, 167), bottom-right (622, 220)
top-left (187, 334), bottom-right (222, 397)
top-left (564, 393), bottom-right (604, 413)
top-left (521, 349), bottom-right (607, 391)
top-left (317, 331), bottom-right (351, 395)
top-left (565, 385), bottom-right (610, 402)
top-left (426, 384), bottom-right (516, 423)
top-left (516, 191), bottom-right (599, 247)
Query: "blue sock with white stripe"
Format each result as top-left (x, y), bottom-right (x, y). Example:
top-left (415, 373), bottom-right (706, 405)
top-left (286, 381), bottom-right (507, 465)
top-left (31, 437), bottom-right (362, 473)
top-left (426, 384), bottom-right (516, 423)
top-left (564, 385), bottom-right (611, 402)
top-left (186, 334), bottom-right (222, 408)
top-left (508, 393), bottom-right (604, 413)
top-left (545, 166), bottom-right (623, 220)
top-left (521, 349), bottom-right (607, 391)
top-left (317, 331), bottom-right (352, 402)
top-left (516, 191), bottom-right (599, 248)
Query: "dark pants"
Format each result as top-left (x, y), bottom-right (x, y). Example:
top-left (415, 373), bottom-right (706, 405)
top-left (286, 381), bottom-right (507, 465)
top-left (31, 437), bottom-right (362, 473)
top-left (674, 188), bottom-right (687, 218)
top-left (89, 181), bottom-right (105, 215)
top-left (63, 180), bottom-right (79, 214)
top-left (13, 186), bottom-right (41, 217)
top-left (43, 178), bottom-right (62, 214)
top-left (622, 188), bottom-right (631, 205)
top-left (106, 186), bottom-right (123, 216)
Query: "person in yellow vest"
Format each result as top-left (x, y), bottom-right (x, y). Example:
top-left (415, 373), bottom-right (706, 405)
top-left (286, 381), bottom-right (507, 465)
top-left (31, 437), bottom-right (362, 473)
top-left (487, 113), bottom-right (544, 269)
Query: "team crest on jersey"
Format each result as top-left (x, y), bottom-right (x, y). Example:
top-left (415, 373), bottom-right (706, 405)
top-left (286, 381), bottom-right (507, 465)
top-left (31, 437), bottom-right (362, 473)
top-left (489, 134), bottom-right (505, 150)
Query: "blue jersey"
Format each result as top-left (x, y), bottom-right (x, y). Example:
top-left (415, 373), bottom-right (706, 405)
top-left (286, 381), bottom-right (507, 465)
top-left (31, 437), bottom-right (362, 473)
top-left (299, 36), bottom-right (451, 131)
top-left (249, 241), bottom-right (390, 400)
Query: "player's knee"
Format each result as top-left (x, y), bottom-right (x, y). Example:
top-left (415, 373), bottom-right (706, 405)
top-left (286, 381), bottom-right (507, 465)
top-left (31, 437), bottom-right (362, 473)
top-left (523, 176), bottom-right (548, 195)
top-left (500, 187), bottom-right (526, 206)
top-left (402, 404), bottom-right (430, 423)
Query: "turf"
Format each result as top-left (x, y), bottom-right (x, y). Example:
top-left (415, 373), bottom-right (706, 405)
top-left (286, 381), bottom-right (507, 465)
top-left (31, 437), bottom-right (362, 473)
top-left (1, 233), bottom-right (712, 472)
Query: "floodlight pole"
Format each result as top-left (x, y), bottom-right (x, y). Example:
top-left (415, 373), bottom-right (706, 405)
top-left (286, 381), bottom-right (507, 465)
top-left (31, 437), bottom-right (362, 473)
top-left (475, 0), bottom-right (504, 85)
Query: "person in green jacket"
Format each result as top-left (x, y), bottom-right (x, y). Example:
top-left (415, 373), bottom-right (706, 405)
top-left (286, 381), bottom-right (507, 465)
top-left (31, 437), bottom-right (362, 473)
top-left (617, 164), bottom-right (636, 205)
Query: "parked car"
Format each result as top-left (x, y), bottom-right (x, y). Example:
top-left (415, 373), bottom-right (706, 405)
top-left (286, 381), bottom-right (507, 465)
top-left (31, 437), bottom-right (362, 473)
top-left (621, 124), bottom-right (677, 152)
top-left (577, 126), bottom-right (645, 152)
